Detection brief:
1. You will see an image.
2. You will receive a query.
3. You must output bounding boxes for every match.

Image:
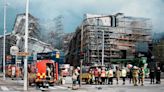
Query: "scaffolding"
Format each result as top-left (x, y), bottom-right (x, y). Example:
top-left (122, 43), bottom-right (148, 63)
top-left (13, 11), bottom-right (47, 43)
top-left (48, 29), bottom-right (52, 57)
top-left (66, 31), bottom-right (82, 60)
top-left (81, 14), bottom-right (152, 64)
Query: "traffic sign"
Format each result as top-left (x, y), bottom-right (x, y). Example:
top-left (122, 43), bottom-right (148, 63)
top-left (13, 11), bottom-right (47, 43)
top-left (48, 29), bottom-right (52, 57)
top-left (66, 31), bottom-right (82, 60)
top-left (56, 52), bottom-right (60, 58)
top-left (17, 52), bottom-right (30, 56)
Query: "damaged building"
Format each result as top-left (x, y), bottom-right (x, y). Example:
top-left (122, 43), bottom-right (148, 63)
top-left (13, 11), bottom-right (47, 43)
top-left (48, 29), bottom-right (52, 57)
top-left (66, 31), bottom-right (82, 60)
top-left (67, 13), bottom-right (152, 66)
top-left (0, 13), bottom-right (54, 67)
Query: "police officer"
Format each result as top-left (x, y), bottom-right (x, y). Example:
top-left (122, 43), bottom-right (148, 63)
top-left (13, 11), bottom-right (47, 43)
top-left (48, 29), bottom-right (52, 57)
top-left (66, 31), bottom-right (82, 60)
top-left (133, 66), bottom-right (139, 86)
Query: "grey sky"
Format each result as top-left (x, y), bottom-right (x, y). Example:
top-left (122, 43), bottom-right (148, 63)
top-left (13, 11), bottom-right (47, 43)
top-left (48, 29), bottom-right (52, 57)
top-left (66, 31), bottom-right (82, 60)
top-left (0, 0), bottom-right (164, 35)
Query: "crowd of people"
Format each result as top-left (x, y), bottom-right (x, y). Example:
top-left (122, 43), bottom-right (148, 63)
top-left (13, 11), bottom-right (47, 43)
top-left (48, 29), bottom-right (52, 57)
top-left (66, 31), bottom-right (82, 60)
top-left (72, 66), bottom-right (161, 86)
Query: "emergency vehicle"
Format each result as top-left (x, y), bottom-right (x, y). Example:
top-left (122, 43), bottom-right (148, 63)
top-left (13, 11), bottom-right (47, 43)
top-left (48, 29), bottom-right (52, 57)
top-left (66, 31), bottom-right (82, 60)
top-left (28, 52), bottom-right (60, 87)
top-left (5, 55), bottom-right (23, 79)
top-left (81, 65), bottom-right (105, 84)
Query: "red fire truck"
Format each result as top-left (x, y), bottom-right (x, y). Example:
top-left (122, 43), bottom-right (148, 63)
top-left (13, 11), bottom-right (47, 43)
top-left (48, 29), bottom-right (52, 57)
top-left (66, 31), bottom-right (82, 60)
top-left (28, 52), bottom-right (59, 87)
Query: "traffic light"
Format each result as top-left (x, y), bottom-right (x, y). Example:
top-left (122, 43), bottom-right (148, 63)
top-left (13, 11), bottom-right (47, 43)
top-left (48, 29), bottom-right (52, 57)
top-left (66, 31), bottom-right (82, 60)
top-left (80, 52), bottom-right (84, 59)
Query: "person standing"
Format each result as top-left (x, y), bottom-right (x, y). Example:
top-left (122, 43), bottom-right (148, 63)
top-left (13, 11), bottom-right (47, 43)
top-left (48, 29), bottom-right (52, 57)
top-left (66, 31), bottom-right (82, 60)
top-left (121, 68), bottom-right (127, 85)
top-left (107, 68), bottom-right (113, 85)
top-left (115, 67), bottom-right (120, 84)
top-left (138, 68), bottom-right (141, 84)
top-left (94, 67), bottom-right (99, 84)
top-left (132, 66), bottom-right (139, 86)
top-left (72, 67), bottom-right (79, 89)
top-left (150, 69), bottom-right (155, 84)
top-left (77, 67), bottom-right (80, 86)
top-left (156, 67), bottom-right (161, 84)
top-left (100, 68), bottom-right (106, 85)
top-left (129, 68), bottom-right (133, 84)
top-left (140, 67), bottom-right (145, 86)
top-left (89, 69), bottom-right (94, 84)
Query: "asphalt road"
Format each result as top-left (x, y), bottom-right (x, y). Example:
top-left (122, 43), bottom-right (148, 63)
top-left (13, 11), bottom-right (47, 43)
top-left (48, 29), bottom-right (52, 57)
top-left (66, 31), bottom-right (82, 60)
top-left (0, 76), bottom-right (164, 92)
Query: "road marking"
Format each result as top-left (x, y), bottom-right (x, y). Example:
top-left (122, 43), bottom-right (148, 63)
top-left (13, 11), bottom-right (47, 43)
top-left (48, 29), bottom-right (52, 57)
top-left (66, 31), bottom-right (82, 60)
top-left (49, 86), bottom-right (57, 89)
top-left (1, 86), bottom-right (9, 91)
top-left (48, 86), bottom-right (67, 90)
top-left (55, 86), bottom-right (67, 89)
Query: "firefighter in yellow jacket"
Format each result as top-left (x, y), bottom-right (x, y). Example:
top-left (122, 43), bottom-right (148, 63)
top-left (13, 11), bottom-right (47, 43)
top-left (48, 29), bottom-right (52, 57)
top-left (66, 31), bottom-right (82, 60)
top-left (106, 68), bottom-right (113, 85)
top-left (133, 66), bottom-right (139, 86)
top-left (139, 67), bottom-right (145, 86)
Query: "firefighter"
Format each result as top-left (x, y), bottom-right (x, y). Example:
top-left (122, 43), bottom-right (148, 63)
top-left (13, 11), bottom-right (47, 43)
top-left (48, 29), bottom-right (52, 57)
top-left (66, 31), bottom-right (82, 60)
top-left (101, 68), bottom-right (106, 85)
top-left (150, 69), bottom-right (155, 84)
top-left (140, 67), bottom-right (145, 86)
top-left (138, 68), bottom-right (141, 84)
top-left (115, 66), bottom-right (120, 84)
top-left (98, 67), bottom-right (101, 84)
top-left (72, 68), bottom-right (78, 89)
top-left (46, 66), bottom-right (51, 78)
top-left (94, 67), bottom-right (99, 84)
top-left (107, 68), bottom-right (113, 85)
top-left (77, 67), bottom-right (80, 86)
top-left (133, 66), bottom-right (139, 86)
top-left (156, 67), bottom-right (161, 84)
top-left (121, 67), bottom-right (127, 85)
top-left (89, 69), bottom-right (93, 84)
top-left (129, 68), bottom-right (133, 84)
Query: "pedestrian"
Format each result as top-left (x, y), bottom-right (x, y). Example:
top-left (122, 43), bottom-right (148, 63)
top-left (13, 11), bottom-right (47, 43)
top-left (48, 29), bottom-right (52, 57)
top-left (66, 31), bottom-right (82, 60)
top-left (107, 68), bottom-right (113, 85)
top-left (132, 66), bottom-right (139, 86)
top-left (100, 68), bottom-right (106, 85)
top-left (121, 67), bottom-right (127, 85)
top-left (115, 66), bottom-right (120, 84)
top-left (156, 67), bottom-right (161, 84)
top-left (150, 69), bottom-right (155, 84)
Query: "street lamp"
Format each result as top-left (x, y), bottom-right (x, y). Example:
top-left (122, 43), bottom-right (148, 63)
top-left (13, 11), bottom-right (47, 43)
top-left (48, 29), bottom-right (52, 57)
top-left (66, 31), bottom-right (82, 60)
top-left (101, 30), bottom-right (104, 66)
top-left (24, 0), bottom-right (29, 91)
top-left (3, 0), bottom-right (7, 80)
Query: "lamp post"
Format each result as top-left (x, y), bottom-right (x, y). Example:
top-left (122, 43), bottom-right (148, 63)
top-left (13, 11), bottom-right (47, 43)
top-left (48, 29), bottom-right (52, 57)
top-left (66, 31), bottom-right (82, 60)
top-left (3, 0), bottom-right (7, 80)
top-left (102, 30), bottom-right (104, 66)
top-left (24, 0), bottom-right (29, 90)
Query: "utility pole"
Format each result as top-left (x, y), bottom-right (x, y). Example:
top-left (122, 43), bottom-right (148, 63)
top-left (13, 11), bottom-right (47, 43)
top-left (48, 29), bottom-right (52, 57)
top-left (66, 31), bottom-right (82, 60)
top-left (3, 0), bottom-right (7, 80)
top-left (80, 23), bottom-right (84, 87)
top-left (24, 0), bottom-right (29, 90)
top-left (102, 30), bottom-right (104, 66)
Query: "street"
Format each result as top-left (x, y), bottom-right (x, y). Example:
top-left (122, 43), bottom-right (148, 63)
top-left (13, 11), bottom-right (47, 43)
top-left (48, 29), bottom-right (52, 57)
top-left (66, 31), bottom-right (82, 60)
top-left (0, 0), bottom-right (164, 92)
top-left (0, 75), bottom-right (164, 92)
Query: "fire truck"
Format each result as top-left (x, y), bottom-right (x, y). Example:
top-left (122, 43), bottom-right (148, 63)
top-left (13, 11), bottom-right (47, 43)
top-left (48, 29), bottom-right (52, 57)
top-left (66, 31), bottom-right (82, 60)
top-left (5, 55), bottom-right (23, 79)
top-left (28, 51), bottom-right (60, 87)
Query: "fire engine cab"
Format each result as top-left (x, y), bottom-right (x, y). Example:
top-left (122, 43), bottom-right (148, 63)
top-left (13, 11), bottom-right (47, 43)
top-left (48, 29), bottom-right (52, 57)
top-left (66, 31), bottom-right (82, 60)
top-left (28, 52), bottom-right (59, 87)
top-left (35, 60), bottom-right (58, 87)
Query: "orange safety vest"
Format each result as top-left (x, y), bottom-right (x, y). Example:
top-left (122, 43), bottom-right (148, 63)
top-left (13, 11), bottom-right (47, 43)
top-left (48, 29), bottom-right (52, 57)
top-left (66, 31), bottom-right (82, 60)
top-left (94, 70), bottom-right (99, 77)
top-left (101, 70), bottom-right (106, 77)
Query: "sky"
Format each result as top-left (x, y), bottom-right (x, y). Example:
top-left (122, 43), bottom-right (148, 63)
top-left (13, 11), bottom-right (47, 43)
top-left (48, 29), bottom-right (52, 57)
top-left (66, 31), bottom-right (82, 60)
top-left (0, 0), bottom-right (164, 35)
